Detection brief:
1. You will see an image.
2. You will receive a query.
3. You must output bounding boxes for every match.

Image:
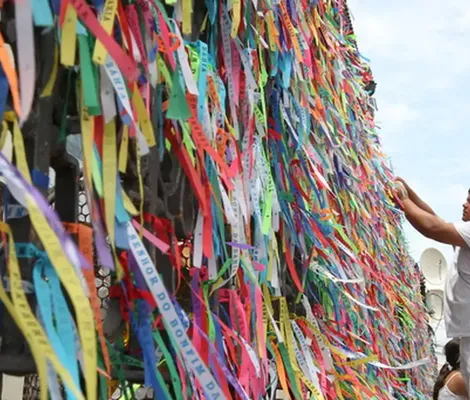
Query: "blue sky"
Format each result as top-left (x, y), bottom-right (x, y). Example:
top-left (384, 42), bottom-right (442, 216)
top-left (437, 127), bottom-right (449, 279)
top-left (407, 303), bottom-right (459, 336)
top-left (349, 0), bottom-right (470, 265)
top-left (348, 0), bottom-right (470, 359)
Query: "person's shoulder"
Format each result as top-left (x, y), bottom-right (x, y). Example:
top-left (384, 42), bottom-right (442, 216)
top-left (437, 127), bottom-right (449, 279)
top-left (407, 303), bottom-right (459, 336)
top-left (454, 221), bottom-right (470, 232)
top-left (454, 222), bottom-right (470, 248)
top-left (446, 371), bottom-right (467, 396)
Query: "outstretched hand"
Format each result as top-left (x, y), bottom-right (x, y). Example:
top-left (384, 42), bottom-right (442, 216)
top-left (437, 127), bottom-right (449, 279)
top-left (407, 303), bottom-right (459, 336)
top-left (394, 180), bottom-right (409, 201)
top-left (395, 176), bottom-right (409, 190)
top-left (392, 179), bottom-right (409, 209)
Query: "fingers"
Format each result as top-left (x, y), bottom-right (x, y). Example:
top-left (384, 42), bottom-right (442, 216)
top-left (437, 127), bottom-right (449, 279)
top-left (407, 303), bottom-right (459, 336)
top-left (391, 180), bottom-right (408, 210)
top-left (395, 176), bottom-right (409, 190)
top-left (395, 181), bottom-right (408, 198)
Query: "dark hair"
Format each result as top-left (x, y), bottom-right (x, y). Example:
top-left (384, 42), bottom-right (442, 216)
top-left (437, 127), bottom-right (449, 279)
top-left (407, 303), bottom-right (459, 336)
top-left (433, 339), bottom-right (460, 400)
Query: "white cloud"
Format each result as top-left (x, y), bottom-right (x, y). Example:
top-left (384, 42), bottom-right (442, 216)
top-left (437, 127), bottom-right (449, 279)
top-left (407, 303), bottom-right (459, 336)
top-left (350, 0), bottom-right (470, 90)
top-left (350, 14), bottom-right (394, 51)
top-left (377, 102), bottom-right (419, 124)
top-left (374, 102), bottom-right (420, 151)
top-left (375, 102), bottom-right (420, 131)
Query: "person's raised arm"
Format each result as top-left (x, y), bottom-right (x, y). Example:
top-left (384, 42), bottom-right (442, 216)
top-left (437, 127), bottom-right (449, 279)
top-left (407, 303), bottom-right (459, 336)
top-left (396, 186), bottom-right (467, 248)
top-left (396, 177), bottom-right (437, 216)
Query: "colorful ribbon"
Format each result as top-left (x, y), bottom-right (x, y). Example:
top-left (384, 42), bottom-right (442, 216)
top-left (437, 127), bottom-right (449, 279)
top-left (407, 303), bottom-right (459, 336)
top-left (0, 0), bottom-right (435, 398)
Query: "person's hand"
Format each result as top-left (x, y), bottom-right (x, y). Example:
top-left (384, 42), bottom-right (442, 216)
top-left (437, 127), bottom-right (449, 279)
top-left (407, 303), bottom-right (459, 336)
top-left (395, 176), bottom-right (410, 191)
top-left (394, 180), bottom-right (409, 202)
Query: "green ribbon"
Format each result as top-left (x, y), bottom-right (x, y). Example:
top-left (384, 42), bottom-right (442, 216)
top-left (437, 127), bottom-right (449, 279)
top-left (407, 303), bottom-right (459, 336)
top-left (152, 329), bottom-right (183, 400)
top-left (167, 69), bottom-right (191, 121)
top-left (78, 35), bottom-right (101, 115)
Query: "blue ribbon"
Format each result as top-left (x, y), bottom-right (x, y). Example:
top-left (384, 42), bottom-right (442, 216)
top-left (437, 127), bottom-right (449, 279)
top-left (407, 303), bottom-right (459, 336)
top-left (32, 252), bottom-right (81, 400)
top-left (0, 65), bottom-right (9, 124)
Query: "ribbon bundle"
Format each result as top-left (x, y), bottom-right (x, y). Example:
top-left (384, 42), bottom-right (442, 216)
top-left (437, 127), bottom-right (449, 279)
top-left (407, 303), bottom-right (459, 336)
top-left (0, 0), bottom-right (435, 399)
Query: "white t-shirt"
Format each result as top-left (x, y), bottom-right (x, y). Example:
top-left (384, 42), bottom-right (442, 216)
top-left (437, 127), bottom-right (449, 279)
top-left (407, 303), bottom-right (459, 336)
top-left (445, 222), bottom-right (470, 337)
